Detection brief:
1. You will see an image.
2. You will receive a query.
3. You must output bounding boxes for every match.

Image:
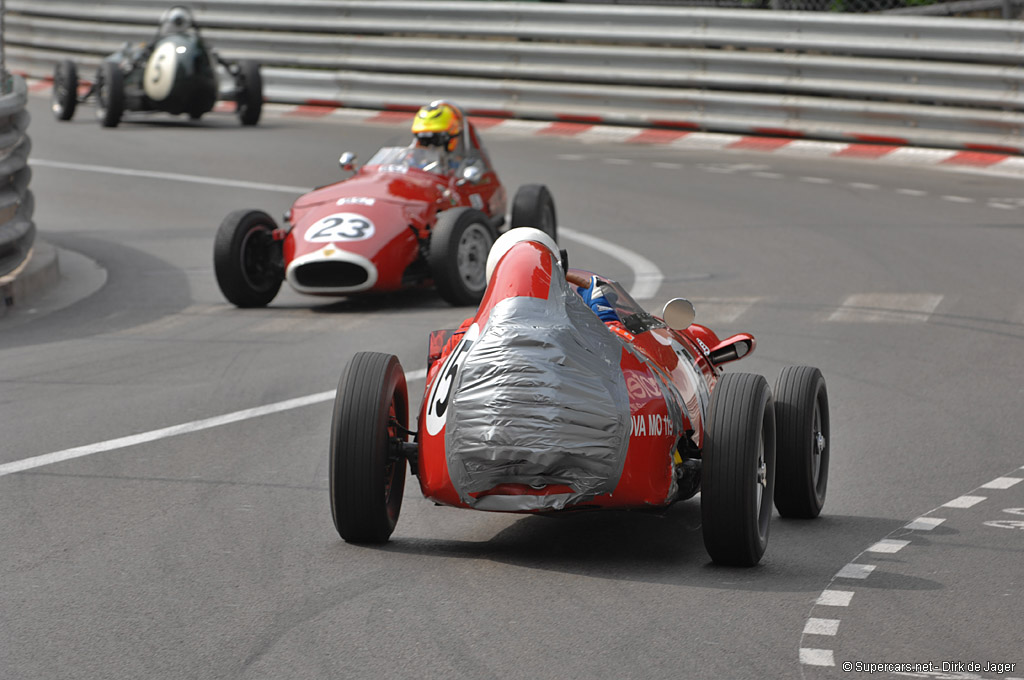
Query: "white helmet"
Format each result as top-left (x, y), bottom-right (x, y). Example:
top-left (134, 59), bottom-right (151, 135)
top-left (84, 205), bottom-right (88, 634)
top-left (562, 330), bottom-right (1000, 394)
top-left (485, 228), bottom-right (561, 284)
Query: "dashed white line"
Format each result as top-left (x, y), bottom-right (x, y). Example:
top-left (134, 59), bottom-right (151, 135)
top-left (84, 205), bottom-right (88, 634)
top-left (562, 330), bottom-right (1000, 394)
top-left (836, 563), bottom-right (876, 579)
top-left (943, 495), bottom-right (987, 508)
top-left (602, 158), bottom-right (633, 165)
top-left (557, 153), bottom-right (585, 161)
top-left (652, 162), bottom-right (683, 170)
top-left (896, 188), bottom-right (928, 197)
top-left (866, 539), bottom-right (910, 553)
top-left (829, 293), bottom-right (943, 323)
top-left (816, 590), bottom-right (855, 607)
top-left (905, 517), bottom-right (946, 531)
top-left (803, 618), bottom-right (841, 636)
top-left (848, 182), bottom-right (880, 190)
top-left (981, 477), bottom-right (1023, 489)
top-left (799, 176), bottom-right (833, 184)
top-left (988, 203), bottom-right (1016, 210)
top-left (0, 368), bottom-right (429, 477)
top-left (941, 195), bottom-right (975, 203)
top-left (799, 648), bottom-right (835, 667)
top-left (752, 171), bottom-right (783, 179)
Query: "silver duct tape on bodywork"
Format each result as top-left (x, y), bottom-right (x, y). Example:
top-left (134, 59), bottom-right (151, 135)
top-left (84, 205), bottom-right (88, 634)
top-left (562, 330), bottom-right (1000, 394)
top-left (445, 273), bottom-right (632, 511)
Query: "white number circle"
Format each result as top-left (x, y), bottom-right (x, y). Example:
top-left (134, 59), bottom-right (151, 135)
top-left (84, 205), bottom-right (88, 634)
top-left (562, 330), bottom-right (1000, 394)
top-left (144, 41), bottom-right (178, 101)
top-left (304, 213), bottom-right (376, 243)
top-left (425, 324), bottom-right (480, 436)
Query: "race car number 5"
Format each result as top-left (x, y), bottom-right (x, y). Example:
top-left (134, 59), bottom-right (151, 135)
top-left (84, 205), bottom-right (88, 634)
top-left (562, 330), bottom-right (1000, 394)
top-left (304, 212), bottom-right (376, 242)
top-left (425, 324), bottom-right (480, 436)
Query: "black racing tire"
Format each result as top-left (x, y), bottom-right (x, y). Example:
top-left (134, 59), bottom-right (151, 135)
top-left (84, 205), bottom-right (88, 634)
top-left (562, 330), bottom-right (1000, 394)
top-left (52, 59), bottom-right (79, 121)
top-left (509, 184), bottom-right (557, 242)
top-left (213, 209), bottom-right (283, 308)
top-left (96, 61), bottom-right (124, 128)
top-left (773, 366), bottom-right (830, 519)
top-left (701, 372), bottom-right (776, 567)
top-left (330, 352), bottom-right (409, 543)
top-left (236, 60), bottom-right (263, 126)
top-left (428, 207), bottom-right (494, 306)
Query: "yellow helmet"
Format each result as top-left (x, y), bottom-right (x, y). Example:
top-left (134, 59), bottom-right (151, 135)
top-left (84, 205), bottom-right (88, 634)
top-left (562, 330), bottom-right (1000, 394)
top-left (412, 102), bottom-right (461, 151)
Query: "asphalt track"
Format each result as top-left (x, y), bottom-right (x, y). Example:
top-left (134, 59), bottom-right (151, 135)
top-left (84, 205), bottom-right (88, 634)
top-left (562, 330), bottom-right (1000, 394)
top-left (2, 94), bottom-right (1023, 680)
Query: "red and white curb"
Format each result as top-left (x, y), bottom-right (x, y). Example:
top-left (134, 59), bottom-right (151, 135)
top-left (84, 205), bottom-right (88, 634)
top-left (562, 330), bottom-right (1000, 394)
top-left (26, 76), bottom-right (1024, 179)
top-left (798, 466), bottom-right (1024, 678)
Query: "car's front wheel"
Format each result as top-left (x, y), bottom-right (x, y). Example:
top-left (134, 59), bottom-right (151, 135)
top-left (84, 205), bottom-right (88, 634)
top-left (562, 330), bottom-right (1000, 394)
top-left (701, 372), bottom-right (776, 567)
top-left (428, 207), bottom-right (494, 306)
top-left (330, 352), bottom-right (409, 543)
top-left (95, 61), bottom-right (124, 128)
top-left (774, 366), bottom-right (830, 518)
top-left (52, 59), bottom-right (78, 121)
top-left (213, 209), bottom-right (283, 307)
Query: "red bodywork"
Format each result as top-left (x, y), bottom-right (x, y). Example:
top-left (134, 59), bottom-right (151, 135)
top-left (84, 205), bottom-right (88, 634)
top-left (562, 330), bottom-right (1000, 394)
top-left (414, 239), bottom-right (757, 512)
top-left (281, 120), bottom-right (506, 296)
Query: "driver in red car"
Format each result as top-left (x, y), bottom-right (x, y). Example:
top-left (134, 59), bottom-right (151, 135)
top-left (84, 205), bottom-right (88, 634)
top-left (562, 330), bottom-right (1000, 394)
top-left (411, 101), bottom-right (468, 173)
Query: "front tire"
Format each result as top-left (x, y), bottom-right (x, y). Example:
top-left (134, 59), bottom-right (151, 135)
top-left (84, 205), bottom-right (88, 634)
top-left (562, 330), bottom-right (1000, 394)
top-left (510, 184), bottom-right (557, 242)
top-left (213, 209), bottom-right (283, 307)
top-left (52, 60), bottom-right (78, 121)
top-left (429, 207), bottom-right (494, 306)
top-left (330, 352), bottom-right (409, 543)
top-left (701, 373), bottom-right (776, 567)
top-left (96, 61), bottom-right (124, 128)
top-left (774, 366), bottom-right (830, 518)
top-left (236, 60), bottom-right (263, 126)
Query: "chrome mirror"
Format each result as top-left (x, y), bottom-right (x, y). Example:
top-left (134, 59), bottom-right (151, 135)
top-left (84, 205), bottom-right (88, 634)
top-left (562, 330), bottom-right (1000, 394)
top-left (456, 163), bottom-right (484, 186)
top-left (662, 298), bottom-right (695, 330)
top-left (339, 152), bottom-right (358, 173)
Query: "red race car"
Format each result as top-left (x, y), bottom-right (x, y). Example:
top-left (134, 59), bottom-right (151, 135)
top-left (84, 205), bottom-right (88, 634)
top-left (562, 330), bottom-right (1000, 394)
top-left (329, 229), bottom-right (831, 566)
top-left (214, 101), bottom-right (557, 307)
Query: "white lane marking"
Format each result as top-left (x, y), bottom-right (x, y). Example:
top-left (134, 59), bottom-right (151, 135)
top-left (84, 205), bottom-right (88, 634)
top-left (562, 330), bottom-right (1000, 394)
top-left (803, 618), bottom-right (840, 636)
top-left (981, 476), bottom-right (1022, 489)
top-left (1004, 508), bottom-right (1024, 515)
top-left (905, 517), bottom-right (946, 530)
top-left (752, 171), bottom-right (783, 179)
top-left (848, 182), bottom-right (879, 190)
top-left (799, 648), bottom-right (835, 667)
top-left (989, 202), bottom-right (1016, 209)
top-left (0, 368), bottom-right (428, 477)
top-left (652, 162), bottom-right (683, 170)
top-left (867, 539), bottom-right (910, 553)
top-left (828, 293), bottom-right (943, 323)
top-left (984, 520), bottom-right (1024, 530)
top-left (942, 195), bottom-right (975, 203)
top-left (896, 188), bottom-right (928, 197)
top-left (31, 159), bottom-right (309, 195)
top-left (560, 227), bottom-right (663, 300)
top-left (816, 590), bottom-right (854, 606)
top-left (836, 563), bottom-right (876, 579)
top-left (943, 495), bottom-right (987, 508)
top-left (799, 176), bottom-right (832, 184)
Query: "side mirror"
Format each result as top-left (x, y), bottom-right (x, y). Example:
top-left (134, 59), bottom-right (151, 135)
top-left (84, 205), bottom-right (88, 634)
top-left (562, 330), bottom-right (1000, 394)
top-left (455, 163), bottom-right (484, 186)
top-left (339, 152), bottom-right (358, 173)
top-left (662, 298), bottom-right (695, 330)
top-left (708, 333), bottom-right (756, 366)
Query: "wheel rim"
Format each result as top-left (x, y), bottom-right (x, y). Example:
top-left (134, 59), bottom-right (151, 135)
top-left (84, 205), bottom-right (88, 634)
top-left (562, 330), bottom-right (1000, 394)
top-left (812, 397), bottom-right (826, 491)
top-left (383, 397), bottom-right (402, 523)
top-left (456, 223), bottom-right (492, 292)
top-left (239, 225), bottom-right (278, 292)
top-left (755, 435), bottom-right (768, 526)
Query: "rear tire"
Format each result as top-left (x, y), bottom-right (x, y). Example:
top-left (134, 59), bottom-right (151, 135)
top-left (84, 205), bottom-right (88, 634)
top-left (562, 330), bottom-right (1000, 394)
top-left (510, 184), bottom-right (557, 242)
top-left (213, 209), bottom-right (283, 307)
top-left (701, 373), bottom-right (776, 567)
top-left (330, 352), bottom-right (409, 543)
top-left (236, 60), bottom-right (263, 126)
top-left (429, 207), bottom-right (494, 306)
top-left (52, 60), bottom-right (78, 121)
top-left (96, 61), bottom-right (124, 128)
top-left (774, 366), bottom-right (830, 518)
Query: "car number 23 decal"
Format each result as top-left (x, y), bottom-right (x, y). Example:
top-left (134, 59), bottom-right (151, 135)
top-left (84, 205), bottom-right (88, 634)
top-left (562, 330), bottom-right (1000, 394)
top-left (303, 212), bottom-right (376, 243)
top-left (425, 324), bottom-right (480, 436)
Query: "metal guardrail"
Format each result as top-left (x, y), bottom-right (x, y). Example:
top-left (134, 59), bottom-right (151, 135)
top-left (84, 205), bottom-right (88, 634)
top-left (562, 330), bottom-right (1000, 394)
top-left (0, 75), bottom-right (34, 279)
top-left (5, 1), bottom-right (1024, 151)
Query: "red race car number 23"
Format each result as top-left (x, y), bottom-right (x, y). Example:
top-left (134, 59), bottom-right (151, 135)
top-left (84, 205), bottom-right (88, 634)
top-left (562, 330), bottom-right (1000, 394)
top-left (425, 324), bottom-right (480, 436)
top-left (304, 212), bottom-right (376, 243)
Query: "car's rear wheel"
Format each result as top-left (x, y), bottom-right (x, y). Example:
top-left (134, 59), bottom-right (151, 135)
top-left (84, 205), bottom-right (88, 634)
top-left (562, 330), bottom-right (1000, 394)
top-left (701, 372), bottom-right (776, 567)
top-left (330, 352), bottom-right (409, 543)
top-left (213, 209), bottom-right (283, 307)
top-left (95, 61), bottom-right (124, 128)
top-left (429, 207), bottom-right (494, 306)
top-left (52, 59), bottom-right (78, 121)
top-left (774, 366), bottom-right (830, 518)
top-left (510, 184), bottom-right (557, 242)
top-left (236, 60), bottom-right (263, 126)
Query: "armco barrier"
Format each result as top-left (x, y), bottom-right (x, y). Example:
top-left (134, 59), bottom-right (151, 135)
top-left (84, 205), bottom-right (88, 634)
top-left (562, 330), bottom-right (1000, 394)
top-left (6, 1), bottom-right (1024, 151)
top-left (0, 75), bottom-right (34, 280)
